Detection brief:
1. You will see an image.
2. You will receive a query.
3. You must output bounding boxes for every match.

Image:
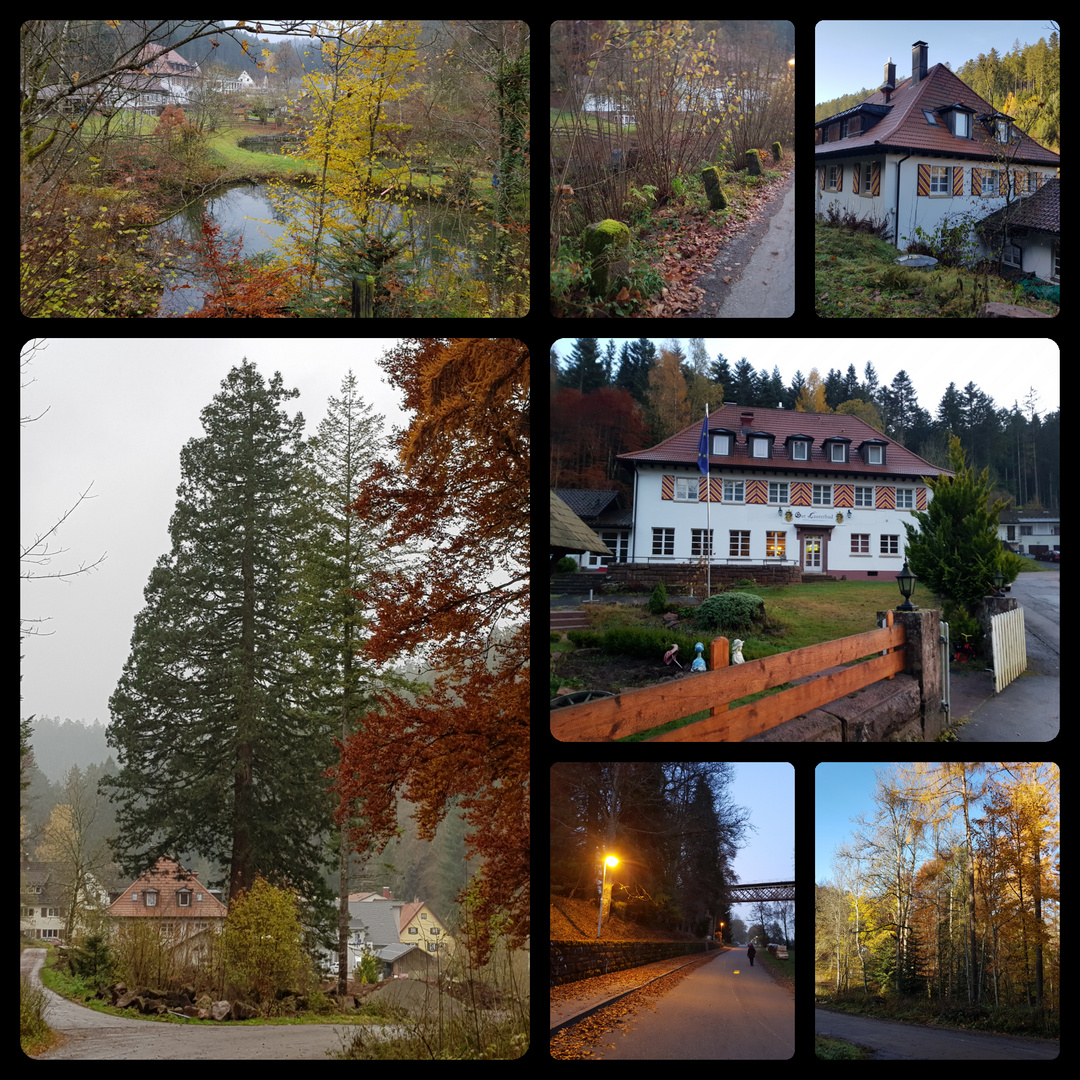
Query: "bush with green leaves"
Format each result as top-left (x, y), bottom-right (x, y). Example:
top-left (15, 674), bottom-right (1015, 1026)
top-left (694, 592), bottom-right (766, 634)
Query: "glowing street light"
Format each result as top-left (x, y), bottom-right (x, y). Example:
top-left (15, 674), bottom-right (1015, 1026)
top-left (597, 854), bottom-right (619, 938)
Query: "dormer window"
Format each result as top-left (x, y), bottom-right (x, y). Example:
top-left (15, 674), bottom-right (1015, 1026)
top-left (144, 889), bottom-right (158, 908)
top-left (824, 437), bottom-right (851, 464)
top-left (177, 889), bottom-right (192, 908)
top-left (858, 439), bottom-right (888, 466)
top-left (952, 111), bottom-right (971, 138)
top-left (866, 444), bottom-right (883, 465)
top-left (711, 431), bottom-right (734, 456)
top-left (747, 432), bottom-right (775, 459)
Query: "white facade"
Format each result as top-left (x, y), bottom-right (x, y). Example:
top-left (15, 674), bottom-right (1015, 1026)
top-left (816, 153), bottom-right (1055, 257)
top-left (629, 465), bottom-right (931, 581)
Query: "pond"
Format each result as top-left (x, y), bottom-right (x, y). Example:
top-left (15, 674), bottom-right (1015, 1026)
top-left (151, 181), bottom-right (492, 316)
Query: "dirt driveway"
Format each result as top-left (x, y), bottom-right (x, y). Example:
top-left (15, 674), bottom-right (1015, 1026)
top-left (22, 949), bottom-right (384, 1060)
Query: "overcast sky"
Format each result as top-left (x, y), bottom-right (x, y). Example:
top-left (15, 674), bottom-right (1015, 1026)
top-left (552, 339), bottom-right (1059, 422)
top-left (20, 338), bottom-right (416, 728)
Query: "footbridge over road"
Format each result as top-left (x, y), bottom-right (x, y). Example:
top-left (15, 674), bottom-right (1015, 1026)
top-left (725, 881), bottom-right (795, 903)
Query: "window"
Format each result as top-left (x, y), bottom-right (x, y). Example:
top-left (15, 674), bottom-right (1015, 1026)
top-left (765, 531), bottom-right (786, 558)
top-left (177, 890), bottom-right (191, 908)
top-left (768, 481), bottom-right (789, 503)
top-left (812, 484), bottom-right (833, 506)
top-left (145, 890), bottom-right (158, 908)
top-left (652, 528), bottom-right (674, 557)
top-left (952, 111), bottom-right (971, 138)
top-left (930, 165), bottom-right (950, 194)
top-left (996, 118), bottom-right (1010, 143)
top-left (131, 893), bottom-right (139, 902)
top-left (980, 168), bottom-right (1001, 197)
top-left (431, 926), bottom-right (440, 934)
top-left (880, 535), bottom-right (900, 555)
top-left (790, 440), bottom-right (808, 461)
top-left (865, 444), bottom-right (883, 465)
top-left (829, 443), bottom-right (846, 462)
top-left (729, 531), bottom-right (750, 557)
top-left (923, 109), bottom-right (937, 125)
top-left (751, 437), bottom-right (769, 459)
top-left (854, 486), bottom-right (874, 507)
top-left (851, 534), bottom-right (870, 554)
top-left (409, 926), bottom-right (418, 935)
top-left (1002, 243), bottom-right (1021, 269)
top-left (712, 433), bottom-right (732, 456)
top-left (861, 161), bottom-right (874, 195)
top-left (691, 529), bottom-right (714, 557)
top-left (827, 164), bottom-right (840, 191)
top-left (723, 479), bottom-right (744, 502)
top-left (674, 476), bottom-right (697, 501)
top-left (895, 487), bottom-right (914, 510)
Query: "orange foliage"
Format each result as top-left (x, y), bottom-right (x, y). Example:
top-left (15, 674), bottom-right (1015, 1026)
top-left (173, 211), bottom-right (299, 318)
top-left (330, 340), bottom-right (529, 962)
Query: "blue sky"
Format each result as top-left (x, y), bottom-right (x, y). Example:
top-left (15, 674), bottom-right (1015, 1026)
top-left (725, 762), bottom-right (794, 927)
top-left (815, 762), bottom-right (896, 884)
top-left (816, 20), bottom-right (1058, 104)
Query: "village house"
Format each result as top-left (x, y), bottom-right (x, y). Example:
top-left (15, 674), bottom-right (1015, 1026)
top-left (815, 39), bottom-right (1060, 277)
top-left (614, 403), bottom-right (955, 581)
top-left (335, 888), bottom-right (454, 980)
top-left (107, 857), bottom-right (227, 962)
top-left (996, 507), bottom-right (1060, 558)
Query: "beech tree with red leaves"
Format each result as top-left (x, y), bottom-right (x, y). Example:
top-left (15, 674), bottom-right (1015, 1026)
top-left (329, 339), bottom-right (529, 964)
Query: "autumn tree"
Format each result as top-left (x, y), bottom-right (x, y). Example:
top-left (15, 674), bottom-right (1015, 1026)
top-left (331, 339), bottom-right (528, 965)
top-left (223, 877), bottom-right (311, 1011)
top-left (272, 20), bottom-right (424, 289)
top-left (103, 362), bottom-right (335, 907)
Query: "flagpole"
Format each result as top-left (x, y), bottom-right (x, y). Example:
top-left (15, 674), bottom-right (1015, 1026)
top-left (697, 404), bottom-right (711, 598)
top-left (705, 405), bottom-right (711, 597)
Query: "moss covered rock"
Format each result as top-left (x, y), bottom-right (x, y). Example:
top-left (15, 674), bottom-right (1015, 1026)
top-left (701, 166), bottom-right (728, 210)
top-left (581, 219), bottom-right (631, 298)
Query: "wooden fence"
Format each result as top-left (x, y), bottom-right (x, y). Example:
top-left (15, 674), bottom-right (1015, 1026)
top-left (551, 615), bottom-right (906, 743)
top-left (990, 607), bottom-right (1026, 693)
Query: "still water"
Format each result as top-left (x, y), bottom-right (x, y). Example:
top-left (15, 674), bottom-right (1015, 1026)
top-left (152, 182), bottom-right (487, 316)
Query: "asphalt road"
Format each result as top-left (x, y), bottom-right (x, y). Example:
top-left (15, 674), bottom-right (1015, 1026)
top-left (691, 168), bottom-right (795, 318)
top-left (22, 948), bottom-right (386, 1060)
top-left (594, 947), bottom-right (793, 1059)
top-left (815, 1007), bottom-right (1058, 1060)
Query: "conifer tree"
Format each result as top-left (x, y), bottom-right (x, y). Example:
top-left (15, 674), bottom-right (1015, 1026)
top-left (902, 434), bottom-right (1010, 606)
top-left (103, 361), bottom-right (335, 906)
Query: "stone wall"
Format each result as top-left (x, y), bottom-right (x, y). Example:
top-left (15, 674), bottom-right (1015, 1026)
top-left (550, 940), bottom-right (707, 986)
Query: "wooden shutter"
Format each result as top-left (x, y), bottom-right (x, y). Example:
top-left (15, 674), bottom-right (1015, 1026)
top-left (870, 161), bottom-right (880, 196)
top-left (917, 163), bottom-right (930, 196)
top-left (852, 164), bottom-right (860, 194)
top-left (972, 168), bottom-right (982, 196)
top-left (952, 166), bottom-right (964, 196)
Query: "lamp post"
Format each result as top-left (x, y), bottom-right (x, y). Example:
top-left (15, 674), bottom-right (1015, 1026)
top-left (991, 569), bottom-right (1005, 597)
top-left (895, 560), bottom-right (917, 611)
top-left (596, 855), bottom-right (619, 938)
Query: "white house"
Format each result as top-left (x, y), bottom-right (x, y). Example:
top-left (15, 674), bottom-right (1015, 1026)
top-left (617, 404), bottom-right (955, 581)
top-left (815, 39), bottom-right (1059, 262)
top-left (996, 508), bottom-right (1060, 557)
top-left (136, 44), bottom-right (202, 104)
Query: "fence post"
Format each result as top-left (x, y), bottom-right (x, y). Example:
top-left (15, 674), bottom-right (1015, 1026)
top-left (892, 609), bottom-right (944, 740)
top-left (351, 275), bottom-right (374, 317)
top-left (709, 637), bottom-right (729, 716)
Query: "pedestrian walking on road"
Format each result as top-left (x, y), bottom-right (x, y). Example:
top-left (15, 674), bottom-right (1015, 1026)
top-left (747, 943), bottom-right (756, 967)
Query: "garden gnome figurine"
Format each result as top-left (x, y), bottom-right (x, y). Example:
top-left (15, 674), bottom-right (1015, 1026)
top-left (731, 639), bottom-right (745, 664)
top-left (691, 642), bottom-right (707, 672)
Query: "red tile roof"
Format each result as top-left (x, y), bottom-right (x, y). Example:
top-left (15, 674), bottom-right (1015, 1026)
top-left (816, 63), bottom-right (1059, 167)
top-left (977, 177), bottom-right (1060, 236)
top-left (109, 857), bottom-right (227, 920)
top-left (618, 405), bottom-right (954, 479)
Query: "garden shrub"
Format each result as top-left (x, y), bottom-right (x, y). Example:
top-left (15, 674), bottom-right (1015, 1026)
top-left (694, 592), bottom-right (766, 634)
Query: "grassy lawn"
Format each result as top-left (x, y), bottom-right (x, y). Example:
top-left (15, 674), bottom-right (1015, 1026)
top-left (814, 219), bottom-right (1059, 317)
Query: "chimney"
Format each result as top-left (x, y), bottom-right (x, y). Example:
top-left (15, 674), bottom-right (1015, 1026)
top-left (883, 57), bottom-right (896, 102)
top-left (382, 886), bottom-right (393, 900)
top-left (911, 40), bottom-right (928, 87)
top-left (740, 410), bottom-right (754, 434)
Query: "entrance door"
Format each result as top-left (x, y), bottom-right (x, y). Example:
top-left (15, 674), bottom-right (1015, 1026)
top-left (803, 535), bottom-right (822, 572)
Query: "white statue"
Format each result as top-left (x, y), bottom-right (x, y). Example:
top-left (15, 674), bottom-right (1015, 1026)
top-left (730, 639), bottom-right (745, 664)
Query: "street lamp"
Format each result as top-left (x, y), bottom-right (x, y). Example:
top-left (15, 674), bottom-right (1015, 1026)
top-left (991, 569), bottom-right (1005, 597)
top-left (597, 855), bottom-right (619, 938)
top-left (895, 560), bottom-right (917, 611)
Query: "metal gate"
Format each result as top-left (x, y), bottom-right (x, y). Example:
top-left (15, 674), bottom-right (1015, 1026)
top-left (990, 608), bottom-right (1027, 693)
